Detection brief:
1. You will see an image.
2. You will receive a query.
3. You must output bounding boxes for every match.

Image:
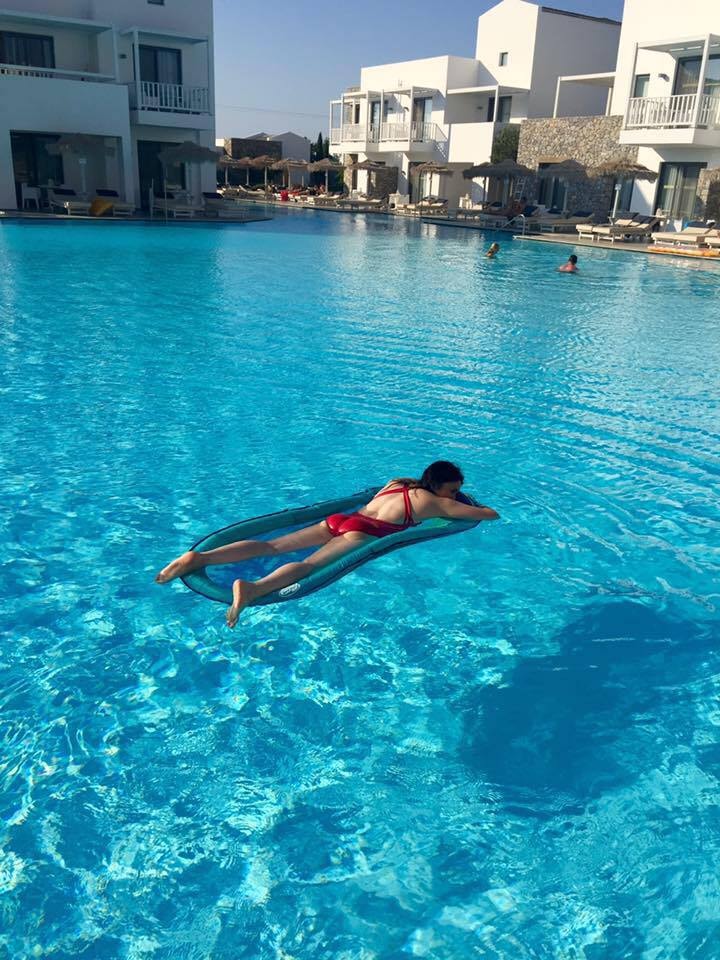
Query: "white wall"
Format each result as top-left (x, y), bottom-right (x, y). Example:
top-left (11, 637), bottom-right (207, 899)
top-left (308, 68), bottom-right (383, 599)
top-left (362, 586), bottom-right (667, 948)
top-left (611, 0), bottom-right (720, 115)
top-left (0, 74), bottom-right (133, 208)
top-left (270, 132), bottom-right (311, 162)
top-left (475, 0), bottom-right (539, 91)
top-left (530, 8), bottom-right (620, 118)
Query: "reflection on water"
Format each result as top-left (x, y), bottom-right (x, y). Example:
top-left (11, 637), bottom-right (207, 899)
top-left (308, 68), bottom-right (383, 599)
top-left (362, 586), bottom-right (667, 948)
top-left (0, 215), bottom-right (719, 958)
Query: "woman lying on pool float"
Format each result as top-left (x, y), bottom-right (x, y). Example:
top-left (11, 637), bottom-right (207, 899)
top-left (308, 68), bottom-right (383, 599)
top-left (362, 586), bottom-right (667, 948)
top-left (155, 461), bottom-right (499, 627)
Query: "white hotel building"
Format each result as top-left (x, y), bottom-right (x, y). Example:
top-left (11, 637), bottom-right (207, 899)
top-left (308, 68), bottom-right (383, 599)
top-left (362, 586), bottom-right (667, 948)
top-left (0, 0), bottom-right (215, 211)
top-left (329, 0), bottom-right (621, 207)
top-left (556, 0), bottom-right (720, 220)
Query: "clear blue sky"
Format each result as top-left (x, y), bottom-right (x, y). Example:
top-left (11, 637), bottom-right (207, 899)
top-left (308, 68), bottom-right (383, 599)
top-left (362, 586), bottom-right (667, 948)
top-left (213, 0), bottom-right (624, 141)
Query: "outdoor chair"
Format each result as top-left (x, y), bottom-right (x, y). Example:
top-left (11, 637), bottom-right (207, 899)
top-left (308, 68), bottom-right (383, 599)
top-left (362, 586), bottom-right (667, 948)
top-left (651, 222), bottom-right (717, 247)
top-left (202, 192), bottom-right (254, 219)
top-left (95, 188), bottom-right (135, 217)
top-left (704, 230), bottom-right (720, 248)
top-left (152, 192), bottom-right (202, 218)
top-left (586, 216), bottom-right (637, 243)
top-left (49, 187), bottom-right (91, 216)
top-left (20, 183), bottom-right (41, 211)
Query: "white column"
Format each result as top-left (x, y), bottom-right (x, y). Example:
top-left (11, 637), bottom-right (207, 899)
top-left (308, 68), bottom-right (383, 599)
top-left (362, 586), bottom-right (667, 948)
top-left (132, 29), bottom-right (141, 109)
top-left (624, 43), bottom-right (639, 126)
top-left (553, 78), bottom-right (562, 119)
top-left (691, 35), bottom-right (711, 128)
top-left (408, 85), bottom-right (414, 151)
top-left (605, 83), bottom-right (613, 116)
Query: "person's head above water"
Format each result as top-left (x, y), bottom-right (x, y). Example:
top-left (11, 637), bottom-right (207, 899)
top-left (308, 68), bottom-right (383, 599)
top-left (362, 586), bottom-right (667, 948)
top-left (420, 460), bottom-right (464, 499)
top-left (569, 254), bottom-right (578, 265)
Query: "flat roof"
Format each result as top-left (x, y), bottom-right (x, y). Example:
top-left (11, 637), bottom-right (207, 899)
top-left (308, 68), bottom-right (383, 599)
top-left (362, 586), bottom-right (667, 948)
top-left (540, 6), bottom-right (620, 27)
top-left (556, 71), bottom-right (616, 87)
top-left (0, 7), bottom-right (112, 33)
top-left (121, 26), bottom-right (208, 44)
top-left (448, 84), bottom-right (529, 95)
top-left (637, 34), bottom-right (720, 54)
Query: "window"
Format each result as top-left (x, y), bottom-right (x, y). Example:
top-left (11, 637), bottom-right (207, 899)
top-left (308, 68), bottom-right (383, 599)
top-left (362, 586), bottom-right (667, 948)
top-left (497, 96), bottom-right (512, 123)
top-left (655, 161), bottom-right (705, 219)
top-left (499, 52), bottom-right (508, 66)
top-left (613, 177), bottom-right (634, 213)
top-left (633, 74), bottom-right (650, 98)
top-left (538, 163), bottom-right (567, 212)
top-left (486, 96), bottom-right (496, 122)
top-left (673, 54), bottom-right (720, 97)
top-left (138, 44), bottom-right (181, 85)
top-left (0, 31), bottom-right (55, 69)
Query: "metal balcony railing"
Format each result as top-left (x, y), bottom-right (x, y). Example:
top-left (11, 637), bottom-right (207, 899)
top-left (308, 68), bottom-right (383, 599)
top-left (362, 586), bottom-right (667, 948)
top-left (625, 92), bottom-right (720, 129)
top-left (130, 81), bottom-right (210, 114)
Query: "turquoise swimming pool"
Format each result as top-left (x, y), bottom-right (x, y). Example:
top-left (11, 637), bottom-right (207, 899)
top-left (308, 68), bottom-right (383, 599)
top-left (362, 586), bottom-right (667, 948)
top-left (1, 213), bottom-right (719, 958)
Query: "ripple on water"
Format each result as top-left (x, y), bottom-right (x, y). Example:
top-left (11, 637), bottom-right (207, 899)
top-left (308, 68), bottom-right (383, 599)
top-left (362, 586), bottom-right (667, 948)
top-left (0, 216), bottom-right (719, 958)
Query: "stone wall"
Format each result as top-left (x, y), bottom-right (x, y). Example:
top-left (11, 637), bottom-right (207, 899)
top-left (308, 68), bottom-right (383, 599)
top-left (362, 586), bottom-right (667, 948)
top-left (517, 115), bottom-right (639, 218)
top-left (343, 164), bottom-right (398, 199)
top-left (699, 167), bottom-right (720, 222)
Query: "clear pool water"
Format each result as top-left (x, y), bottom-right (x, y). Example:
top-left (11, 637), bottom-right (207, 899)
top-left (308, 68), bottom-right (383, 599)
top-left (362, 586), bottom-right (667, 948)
top-left (1, 212), bottom-right (719, 959)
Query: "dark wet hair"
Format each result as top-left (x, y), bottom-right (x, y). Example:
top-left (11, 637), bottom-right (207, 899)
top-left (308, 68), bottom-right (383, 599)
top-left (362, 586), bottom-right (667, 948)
top-left (391, 461), bottom-right (464, 493)
top-left (569, 254), bottom-right (578, 264)
top-left (419, 460), bottom-right (464, 492)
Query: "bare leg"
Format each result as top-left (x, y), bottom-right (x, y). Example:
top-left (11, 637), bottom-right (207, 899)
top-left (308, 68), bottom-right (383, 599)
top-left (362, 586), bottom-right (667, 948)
top-left (155, 522), bottom-right (332, 584)
top-left (226, 532), bottom-right (370, 627)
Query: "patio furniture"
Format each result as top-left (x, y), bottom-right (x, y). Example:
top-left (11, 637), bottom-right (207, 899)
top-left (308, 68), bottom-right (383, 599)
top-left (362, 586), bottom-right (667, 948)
top-left (152, 192), bottom-right (202, 218)
top-left (651, 223), bottom-right (717, 247)
top-left (95, 188), bottom-right (135, 217)
top-left (48, 188), bottom-right (91, 216)
top-left (582, 216), bottom-right (638, 244)
top-left (202, 192), bottom-right (254, 219)
top-left (533, 210), bottom-right (593, 233)
top-left (704, 231), bottom-right (720, 248)
top-left (20, 183), bottom-right (41, 210)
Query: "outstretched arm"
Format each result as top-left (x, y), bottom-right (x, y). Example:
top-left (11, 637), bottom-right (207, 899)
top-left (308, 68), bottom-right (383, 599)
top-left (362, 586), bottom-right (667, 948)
top-left (437, 499), bottom-right (499, 522)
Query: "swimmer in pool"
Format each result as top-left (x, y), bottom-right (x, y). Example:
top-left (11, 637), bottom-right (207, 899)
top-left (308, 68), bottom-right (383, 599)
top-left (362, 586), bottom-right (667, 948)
top-left (486, 242), bottom-right (500, 259)
top-left (155, 461), bottom-right (499, 627)
top-left (558, 254), bottom-right (579, 273)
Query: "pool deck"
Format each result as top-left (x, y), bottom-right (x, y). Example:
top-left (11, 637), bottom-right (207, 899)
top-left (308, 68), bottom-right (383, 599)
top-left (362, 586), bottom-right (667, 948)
top-left (0, 210), bottom-right (272, 226)
top-left (421, 216), bottom-right (720, 267)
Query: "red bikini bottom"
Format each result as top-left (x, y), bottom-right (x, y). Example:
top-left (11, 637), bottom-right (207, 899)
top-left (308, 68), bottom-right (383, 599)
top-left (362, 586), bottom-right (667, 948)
top-left (325, 512), bottom-right (408, 539)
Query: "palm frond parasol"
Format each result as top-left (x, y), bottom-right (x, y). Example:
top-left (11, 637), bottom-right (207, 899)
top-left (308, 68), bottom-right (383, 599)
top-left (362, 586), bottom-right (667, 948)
top-left (156, 141), bottom-right (218, 219)
top-left (463, 158), bottom-right (533, 206)
top-left (308, 157), bottom-right (344, 191)
top-left (45, 134), bottom-right (116, 196)
top-left (589, 160), bottom-right (658, 219)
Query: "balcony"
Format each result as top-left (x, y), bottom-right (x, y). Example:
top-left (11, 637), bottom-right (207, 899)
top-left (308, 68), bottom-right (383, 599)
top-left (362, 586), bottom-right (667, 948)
top-left (330, 121), bottom-right (447, 157)
top-left (129, 81), bottom-right (212, 130)
top-left (129, 81), bottom-right (210, 114)
top-left (621, 93), bottom-right (720, 146)
top-left (0, 63), bottom-right (115, 83)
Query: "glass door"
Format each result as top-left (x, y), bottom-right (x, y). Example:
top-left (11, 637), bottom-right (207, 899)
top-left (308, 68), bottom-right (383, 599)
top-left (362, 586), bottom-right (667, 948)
top-left (655, 162), bottom-right (704, 219)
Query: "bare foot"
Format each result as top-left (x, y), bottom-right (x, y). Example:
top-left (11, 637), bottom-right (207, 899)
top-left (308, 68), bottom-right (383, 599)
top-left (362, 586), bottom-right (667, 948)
top-left (226, 579), bottom-right (255, 628)
top-left (155, 551), bottom-right (201, 584)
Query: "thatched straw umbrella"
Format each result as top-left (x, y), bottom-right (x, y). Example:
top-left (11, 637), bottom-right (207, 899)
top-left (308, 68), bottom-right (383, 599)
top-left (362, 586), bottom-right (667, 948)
top-left (271, 158), bottom-right (309, 189)
top-left (537, 159), bottom-right (588, 212)
top-left (308, 157), bottom-right (344, 192)
top-left (46, 133), bottom-right (115, 197)
top-left (412, 160), bottom-right (453, 202)
top-left (251, 155), bottom-right (277, 193)
top-left (463, 158), bottom-right (533, 206)
top-left (589, 160), bottom-right (658, 220)
top-left (345, 159), bottom-right (387, 197)
top-left (157, 141), bottom-right (218, 217)
top-left (218, 154), bottom-right (255, 186)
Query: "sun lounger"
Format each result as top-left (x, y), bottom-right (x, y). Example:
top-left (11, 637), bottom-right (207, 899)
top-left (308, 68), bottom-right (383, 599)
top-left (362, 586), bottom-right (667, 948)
top-left (202, 192), bottom-right (254, 219)
top-left (704, 230), bottom-right (720, 247)
top-left (651, 223), bottom-right (716, 247)
top-left (152, 192), bottom-right (202, 218)
top-left (49, 187), bottom-right (91, 216)
top-left (533, 211), bottom-right (593, 233)
top-left (95, 188), bottom-right (135, 217)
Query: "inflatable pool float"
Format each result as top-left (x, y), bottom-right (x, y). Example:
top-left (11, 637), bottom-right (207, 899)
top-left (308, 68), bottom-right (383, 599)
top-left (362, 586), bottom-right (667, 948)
top-left (182, 487), bottom-right (481, 606)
